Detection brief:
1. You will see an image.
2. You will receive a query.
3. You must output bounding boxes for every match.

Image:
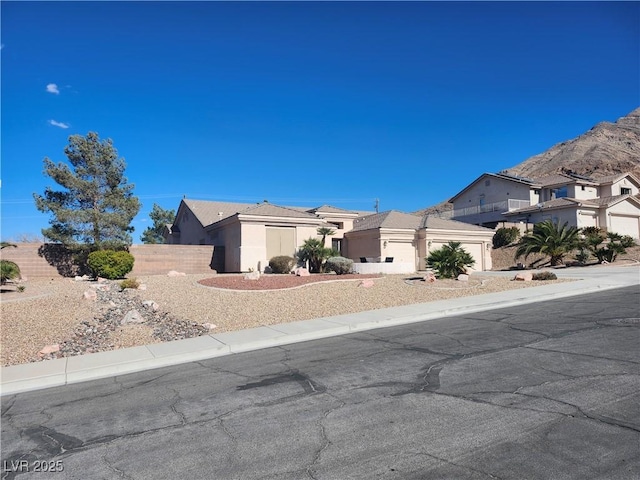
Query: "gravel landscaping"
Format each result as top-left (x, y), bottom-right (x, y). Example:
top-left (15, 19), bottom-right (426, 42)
top-left (0, 272), bottom-right (571, 367)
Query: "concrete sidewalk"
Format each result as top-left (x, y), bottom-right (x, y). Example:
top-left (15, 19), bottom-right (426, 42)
top-left (2, 265), bottom-right (638, 396)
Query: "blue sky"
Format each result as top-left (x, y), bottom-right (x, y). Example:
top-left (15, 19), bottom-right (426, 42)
top-left (2, 1), bottom-right (638, 243)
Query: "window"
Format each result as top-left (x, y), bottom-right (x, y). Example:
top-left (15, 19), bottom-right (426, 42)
top-left (621, 187), bottom-right (632, 195)
top-left (553, 186), bottom-right (568, 199)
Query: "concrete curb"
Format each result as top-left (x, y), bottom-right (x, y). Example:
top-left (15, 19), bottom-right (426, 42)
top-left (2, 273), bottom-right (638, 396)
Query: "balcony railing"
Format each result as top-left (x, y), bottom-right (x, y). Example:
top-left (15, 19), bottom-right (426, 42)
top-left (434, 199), bottom-right (531, 220)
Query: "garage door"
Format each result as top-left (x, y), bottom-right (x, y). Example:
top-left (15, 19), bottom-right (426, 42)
top-left (463, 243), bottom-right (484, 272)
top-left (387, 241), bottom-right (415, 265)
top-left (610, 215), bottom-right (640, 239)
top-left (266, 227), bottom-right (296, 259)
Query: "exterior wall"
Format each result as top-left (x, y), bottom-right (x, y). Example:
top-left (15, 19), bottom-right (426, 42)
top-left (611, 177), bottom-right (639, 196)
top-left (570, 184), bottom-right (599, 200)
top-left (171, 210), bottom-right (211, 245)
top-left (343, 231), bottom-right (382, 262)
top-left (0, 243), bottom-right (216, 278)
top-left (241, 223), bottom-right (268, 272)
top-left (213, 222), bottom-right (242, 272)
top-left (452, 176), bottom-right (532, 225)
top-left (525, 209), bottom-right (579, 228)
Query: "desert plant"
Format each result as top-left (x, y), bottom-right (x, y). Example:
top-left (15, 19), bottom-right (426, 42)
top-left (620, 235), bottom-right (637, 249)
top-left (268, 255), bottom-right (296, 274)
top-left (297, 238), bottom-right (337, 273)
top-left (0, 260), bottom-right (21, 285)
top-left (317, 226), bottom-right (336, 246)
top-left (120, 277), bottom-right (140, 290)
top-left (325, 256), bottom-right (353, 275)
top-left (580, 230), bottom-right (634, 264)
top-left (532, 271), bottom-right (557, 281)
top-left (492, 227), bottom-right (520, 248)
top-left (515, 220), bottom-right (580, 266)
top-left (0, 242), bottom-right (21, 285)
top-left (17, 285), bottom-right (26, 293)
top-left (581, 226), bottom-right (605, 238)
top-left (87, 249), bottom-right (134, 279)
top-left (426, 241), bottom-right (475, 279)
top-left (575, 248), bottom-right (590, 265)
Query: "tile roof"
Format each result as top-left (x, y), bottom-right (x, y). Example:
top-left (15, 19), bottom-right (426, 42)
top-left (182, 199), bottom-right (255, 226)
top-left (351, 210), bottom-right (422, 232)
top-left (239, 203), bottom-right (320, 219)
top-left (307, 205), bottom-right (359, 214)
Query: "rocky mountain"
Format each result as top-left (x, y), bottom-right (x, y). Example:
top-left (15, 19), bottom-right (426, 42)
top-left (414, 107), bottom-right (640, 216)
top-left (505, 107), bottom-right (640, 180)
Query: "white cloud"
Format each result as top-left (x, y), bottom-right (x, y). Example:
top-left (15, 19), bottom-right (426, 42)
top-left (49, 120), bottom-right (69, 129)
top-left (46, 83), bottom-right (60, 94)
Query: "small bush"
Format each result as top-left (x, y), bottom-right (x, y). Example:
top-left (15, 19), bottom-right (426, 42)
top-left (325, 256), bottom-right (354, 275)
top-left (17, 285), bottom-right (26, 293)
top-left (269, 255), bottom-right (295, 274)
top-left (532, 271), bottom-right (557, 281)
top-left (120, 277), bottom-right (140, 290)
top-left (493, 227), bottom-right (520, 248)
top-left (0, 260), bottom-right (21, 284)
top-left (575, 249), bottom-right (590, 264)
top-left (87, 250), bottom-right (135, 280)
top-left (620, 235), bottom-right (637, 248)
top-left (581, 226), bottom-right (605, 238)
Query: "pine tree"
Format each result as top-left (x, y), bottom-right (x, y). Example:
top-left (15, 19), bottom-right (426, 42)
top-left (141, 204), bottom-right (176, 244)
top-left (34, 132), bottom-right (141, 250)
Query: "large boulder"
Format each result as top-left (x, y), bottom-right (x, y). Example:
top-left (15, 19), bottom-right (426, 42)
top-left (294, 267), bottom-right (310, 277)
top-left (244, 271), bottom-right (260, 280)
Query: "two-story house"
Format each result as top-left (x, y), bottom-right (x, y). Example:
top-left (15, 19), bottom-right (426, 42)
top-left (448, 171), bottom-right (640, 238)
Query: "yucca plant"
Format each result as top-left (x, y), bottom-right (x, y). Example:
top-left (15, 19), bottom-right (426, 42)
top-left (426, 241), bottom-right (475, 279)
top-left (515, 220), bottom-right (580, 266)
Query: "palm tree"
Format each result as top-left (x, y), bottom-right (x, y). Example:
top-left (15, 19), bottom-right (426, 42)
top-left (426, 241), bottom-right (475, 278)
top-left (317, 227), bottom-right (336, 247)
top-left (515, 220), bottom-right (580, 266)
top-left (0, 242), bottom-right (20, 284)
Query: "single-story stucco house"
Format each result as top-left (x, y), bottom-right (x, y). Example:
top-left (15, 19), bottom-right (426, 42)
top-left (165, 198), bottom-right (494, 273)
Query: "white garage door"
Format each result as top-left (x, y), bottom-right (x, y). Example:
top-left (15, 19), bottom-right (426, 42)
top-left (386, 241), bottom-right (416, 265)
top-left (463, 243), bottom-right (484, 272)
top-left (610, 215), bottom-right (640, 239)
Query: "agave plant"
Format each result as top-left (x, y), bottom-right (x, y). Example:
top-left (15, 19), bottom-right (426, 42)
top-left (515, 220), bottom-right (580, 266)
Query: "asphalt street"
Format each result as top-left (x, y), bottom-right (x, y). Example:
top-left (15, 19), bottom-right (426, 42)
top-left (2, 285), bottom-right (639, 479)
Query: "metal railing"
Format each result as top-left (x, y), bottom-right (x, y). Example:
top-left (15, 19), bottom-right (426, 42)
top-left (432, 199), bottom-right (531, 220)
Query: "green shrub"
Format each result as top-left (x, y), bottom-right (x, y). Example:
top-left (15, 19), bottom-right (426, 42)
top-left (120, 277), bottom-right (140, 290)
top-left (0, 260), bottom-right (21, 284)
top-left (87, 250), bottom-right (135, 279)
top-left (269, 255), bottom-right (295, 274)
top-left (427, 241), bottom-right (475, 279)
top-left (492, 227), bottom-right (520, 248)
top-left (575, 248), bottom-right (590, 264)
top-left (581, 226), bottom-right (605, 238)
top-left (532, 271), bottom-right (557, 281)
top-left (620, 235), bottom-right (637, 248)
top-left (325, 256), bottom-right (354, 275)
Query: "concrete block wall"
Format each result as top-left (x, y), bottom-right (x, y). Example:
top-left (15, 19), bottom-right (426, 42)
top-left (1, 243), bottom-right (216, 278)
